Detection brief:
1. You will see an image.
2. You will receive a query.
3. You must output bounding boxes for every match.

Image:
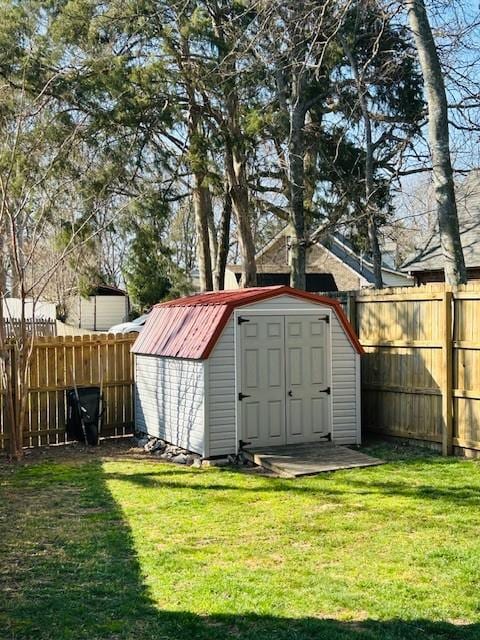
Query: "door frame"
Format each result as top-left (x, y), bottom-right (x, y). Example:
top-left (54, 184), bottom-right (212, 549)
top-left (234, 308), bottom-right (333, 453)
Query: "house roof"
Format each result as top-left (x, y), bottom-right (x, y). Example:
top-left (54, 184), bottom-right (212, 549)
top-left (227, 226), bottom-right (410, 284)
top-left (326, 232), bottom-right (407, 283)
top-left (403, 173), bottom-right (480, 273)
top-left (132, 285), bottom-right (364, 359)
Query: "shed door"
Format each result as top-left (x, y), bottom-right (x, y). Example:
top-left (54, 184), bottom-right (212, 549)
top-left (240, 316), bottom-right (286, 447)
top-left (285, 316), bottom-right (330, 443)
top-left (239, 314), bottom-right (330, 447)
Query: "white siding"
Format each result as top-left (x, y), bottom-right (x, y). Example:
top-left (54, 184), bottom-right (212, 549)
top-left (330, 314), bottom-right (360, 445)
top-left (135, 355), bottom-right (205, 456)
top-left (70, 296), bottom-right (128, 330)
top-left (240, 294), bottom-right (324, 311)
top-left (94, 296), bottom-right (128, 330)
top-left (207, 321), bottom-right (237, 457)
top-left (205, 294), bottom-right (361, 456)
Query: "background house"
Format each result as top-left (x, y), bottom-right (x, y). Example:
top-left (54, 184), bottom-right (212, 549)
top-left (65, 285), bottom-right (130, 331)
top-left (403, 175), bottom-right (480, 284)
top-left (226, 226), bottom-right (413, 291)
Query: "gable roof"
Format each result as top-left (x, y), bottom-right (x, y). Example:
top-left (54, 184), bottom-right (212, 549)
top-left (132, 285), bottom-right (363, 359)
top-left (228, 225), bottom-right (410, 284)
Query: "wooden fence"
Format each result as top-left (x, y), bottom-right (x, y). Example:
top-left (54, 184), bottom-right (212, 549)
top-left (3, 318), bottom-right (57, 337)
top-left (0, 334), bottom-right (136, 450)
top-left (351, 283), bottom-right (480, 455)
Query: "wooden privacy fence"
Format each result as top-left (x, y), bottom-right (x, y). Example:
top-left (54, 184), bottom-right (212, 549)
top-left (353, 284), bottom-right (480, 455)
top-left (0, 334), bottom-right (136, 450)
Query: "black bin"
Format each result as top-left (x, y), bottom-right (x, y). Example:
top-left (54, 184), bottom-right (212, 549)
top-left (66, 386), bottom-right (103, 445)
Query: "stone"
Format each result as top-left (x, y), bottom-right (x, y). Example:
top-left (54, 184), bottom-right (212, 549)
top-left (134, 435), bottom-right (149, 448)
top-left (201, 458), bottom-right (230, 468)
top-left (172, 453), bottom-right (188, 464)
top-left (145, 438), bottom-right (166, 453)
top-left (152, 445), bottom-right (167, 455)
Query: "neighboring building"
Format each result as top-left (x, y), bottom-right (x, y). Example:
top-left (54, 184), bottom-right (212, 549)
top-left (225, 225), bottom-right (413, 291)
top-left (2, 298), bottom-right (57, 321)
top-left (66, 285), bottom-right (130, 331)
top-left (403, 172), bottom-right (480, 284)
top-left (133, 286), bottom-right (363, 458)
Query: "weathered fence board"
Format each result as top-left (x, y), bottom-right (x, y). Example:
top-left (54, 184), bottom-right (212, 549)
top-left (353, 283), bottom-right (480, 455)
top-left (0, 333), bottom-right (136, 450)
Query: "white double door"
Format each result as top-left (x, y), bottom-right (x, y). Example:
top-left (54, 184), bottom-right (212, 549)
top-left (239, 314), bottom-right (330, 447)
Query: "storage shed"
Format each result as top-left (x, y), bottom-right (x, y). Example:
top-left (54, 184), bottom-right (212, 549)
top-left (133, 286), bottom-right (363, 458)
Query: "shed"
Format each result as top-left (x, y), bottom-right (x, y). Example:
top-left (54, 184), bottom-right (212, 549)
top-left (66, 285), bottom-right (130, 331)
top-left (132, 286), bottom-right (363, 458)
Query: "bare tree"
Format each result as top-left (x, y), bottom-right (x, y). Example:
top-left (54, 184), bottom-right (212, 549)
top-left (405, 0), bottom-right (467, 284)
top-left (0, 83), bottom-right (135, 459)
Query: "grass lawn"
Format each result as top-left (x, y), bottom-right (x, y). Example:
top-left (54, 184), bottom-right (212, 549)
top-left (1, 441), bottom-right (480, 640)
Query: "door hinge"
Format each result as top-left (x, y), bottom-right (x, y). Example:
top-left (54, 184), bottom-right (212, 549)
top-left (319, 315), bottom-right (330, 324)
top-left (238, 392), bottom-right (251, 401)
top-left (238, 316), bottom-right (250, 325)
top-left (321, 386), bottom-right (331, 395)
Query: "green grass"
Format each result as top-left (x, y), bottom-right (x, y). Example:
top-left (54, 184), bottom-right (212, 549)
top-left (1, 442), bottom-right (480, 639)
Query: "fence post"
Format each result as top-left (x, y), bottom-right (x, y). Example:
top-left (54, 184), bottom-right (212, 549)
top-left (348, 291), bottom-right (357, 332)
top-left (441, 290), bottom-right (453, 456)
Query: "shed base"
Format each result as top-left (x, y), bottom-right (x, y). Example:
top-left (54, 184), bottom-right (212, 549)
top-left (242, 442), bottom-right (384, 478)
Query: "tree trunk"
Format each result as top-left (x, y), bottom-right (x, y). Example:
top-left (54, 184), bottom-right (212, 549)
top-left (180, 33), bottom-right (214, 292)
top-left (213, 182), bottom-right (232, 290)
top-left (205, 188), bottom-right (218, 282)
top-left (225, 146), bottom-right (256, 287)
top-left (192, 178), bottom-right (214, 291)
top-left (303, 110), bottom-right (319, 229)
top-left (210, 4), bottom-right (256, 288)
top-left (406, 0), bottom-right (466, 285)
top-left (288, 87), bottom-right (307, 290)
top-left (342, 35), bottom-right (383, 288)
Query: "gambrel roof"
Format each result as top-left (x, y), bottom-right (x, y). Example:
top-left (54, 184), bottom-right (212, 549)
top-left (132, 286), bottom-right (363, 359)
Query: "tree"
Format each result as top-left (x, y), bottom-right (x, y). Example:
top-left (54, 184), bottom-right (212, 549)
top-left (338, 0), bottom-right (424, 287)
top-left (0, 75), bottom-right (136, 458)
top-left (405, 0), bottom-right (467, 285)
top-left (123, 228), bottom-right (173, 311)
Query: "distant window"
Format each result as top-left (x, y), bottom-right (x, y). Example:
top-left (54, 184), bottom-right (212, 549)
top-left (257, 273), bottom-right (290, 287)
top-left (306, 274), bottom-right (337, 292)
top-left (254, 273), bottom-right (338, 292)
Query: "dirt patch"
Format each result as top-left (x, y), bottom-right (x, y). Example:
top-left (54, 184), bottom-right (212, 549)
top-left (0, 437), bottom-right (151, 468)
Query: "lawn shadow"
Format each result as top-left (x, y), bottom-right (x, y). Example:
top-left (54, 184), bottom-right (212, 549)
top-left (1, 459), bottom-right (479, 640)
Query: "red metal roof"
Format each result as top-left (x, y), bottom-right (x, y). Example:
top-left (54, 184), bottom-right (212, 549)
top-left (132, 286), bottom-right (363, 359)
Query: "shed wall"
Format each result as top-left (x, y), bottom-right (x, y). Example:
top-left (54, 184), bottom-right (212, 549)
top-left (71, 296), bottom-right (128, 330)
top-left (135, 354), bottom-right (205, 455)
top-left (206, 322), bottom-right (237, 457)
top-left (206, 294), bottom-right (360, 456)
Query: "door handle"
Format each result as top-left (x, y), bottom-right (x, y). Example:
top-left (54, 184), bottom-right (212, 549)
top-left (288, 390), bottom-right (293, 397)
